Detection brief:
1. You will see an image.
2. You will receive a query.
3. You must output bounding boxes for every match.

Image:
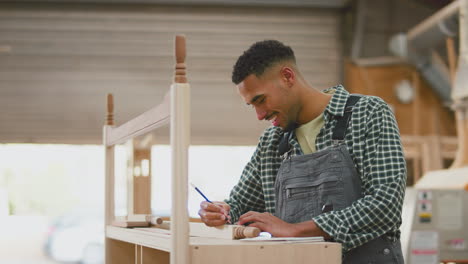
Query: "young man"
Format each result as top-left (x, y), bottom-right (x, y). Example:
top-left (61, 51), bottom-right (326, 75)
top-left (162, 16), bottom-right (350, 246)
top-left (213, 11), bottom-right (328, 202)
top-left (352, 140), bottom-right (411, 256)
top-left (199, 40), bottom-right (406, 263)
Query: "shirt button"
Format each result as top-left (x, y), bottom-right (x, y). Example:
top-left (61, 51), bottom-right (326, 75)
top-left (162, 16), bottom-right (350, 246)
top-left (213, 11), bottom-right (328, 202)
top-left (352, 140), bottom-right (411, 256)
top-left (383, 248), bottom-right (390, 255)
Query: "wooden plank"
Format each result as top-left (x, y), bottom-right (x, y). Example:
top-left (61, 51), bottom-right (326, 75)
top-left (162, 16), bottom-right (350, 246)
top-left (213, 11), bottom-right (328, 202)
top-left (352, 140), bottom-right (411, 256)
top-left (407, 0), bottom-right (460, 41)
top-left (107, 226), bottom-right (171, 252)
top-left (135, 151), bottom-right (153, 209)
top-left (446, 37), bottom-right (458, 83)
top-left (170, 80), bottom-right (190, 264)
top-left (353, 56), bottom-right (406, 67)
top-left (189, 223), bottom-right (235, 239)
top-left (190, 243), bottom-right (341, 264)
top-left (126, 139), bottom-right (135, 216)
top-left (112, 220), bottom-right (150, 228)
top-left (142, 246), bottom-right (170, 264)
top-left (451, 109), bottom-right (468, 167)
top-left (140, 221), bottom-right (260, 239)
top-left (104, 129), bottom-right (115, 225)
top-left (105, 92), bottom-right (170, 146)
top-left (412, 72), bottom-right (421, 135)
top-left (136, 227), bottom-right (171, 236)
top-left (106, 226), bottom-right (341, 263)
top-left (106, 238), bottom-right (135, 264)
top-left (189, 223), bottom-right (260, 240)
top-left (125, 215), bottom-right (163, 224)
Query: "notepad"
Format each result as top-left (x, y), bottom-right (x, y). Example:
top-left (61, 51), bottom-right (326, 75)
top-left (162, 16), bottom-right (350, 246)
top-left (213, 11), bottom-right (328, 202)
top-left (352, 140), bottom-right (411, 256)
top-left (240, 236), bottom-right (324, 243)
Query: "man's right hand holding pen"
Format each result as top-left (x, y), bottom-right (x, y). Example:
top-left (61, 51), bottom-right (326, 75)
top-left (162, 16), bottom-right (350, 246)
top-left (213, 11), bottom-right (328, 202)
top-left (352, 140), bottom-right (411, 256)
top-left (198, 201), bottom-right (231, 226)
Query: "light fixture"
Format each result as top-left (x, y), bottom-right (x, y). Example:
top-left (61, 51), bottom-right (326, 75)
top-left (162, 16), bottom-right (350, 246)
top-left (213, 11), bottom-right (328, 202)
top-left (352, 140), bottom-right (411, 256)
top-left (395, 79), bottom-right (415, 104)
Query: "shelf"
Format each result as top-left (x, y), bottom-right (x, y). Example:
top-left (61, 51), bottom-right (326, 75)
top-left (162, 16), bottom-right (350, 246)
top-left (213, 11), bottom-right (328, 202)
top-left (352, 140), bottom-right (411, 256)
top-left (106, 225), bottom-right (340, 249)
top-left (107, 226), bottom-right (171, 252)
top-left (106, 226), bottom-right (341, 263)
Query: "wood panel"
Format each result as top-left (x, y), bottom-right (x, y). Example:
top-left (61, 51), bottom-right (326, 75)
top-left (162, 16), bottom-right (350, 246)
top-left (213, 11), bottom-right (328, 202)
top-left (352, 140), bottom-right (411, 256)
top-left (0, 3), bottom-right (342, 145)
top-left (190, 243), bottom-right (341, 264)
top-left (142, 246), bottom-right (169, 264)
top-left (106, 238), bottom-right (136, 264)
top-left (344, 61), bottom-right (456, 136)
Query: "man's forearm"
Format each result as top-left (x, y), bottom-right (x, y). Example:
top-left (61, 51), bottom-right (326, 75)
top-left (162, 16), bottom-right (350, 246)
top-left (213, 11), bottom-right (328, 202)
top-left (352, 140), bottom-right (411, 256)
top-left (292, 220), bottom-right (332, 239)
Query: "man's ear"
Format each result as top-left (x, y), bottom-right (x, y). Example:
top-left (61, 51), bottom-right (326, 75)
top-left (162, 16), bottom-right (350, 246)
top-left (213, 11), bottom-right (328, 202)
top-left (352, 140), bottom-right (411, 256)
top-left (280, 66), bottom-right (295, 87)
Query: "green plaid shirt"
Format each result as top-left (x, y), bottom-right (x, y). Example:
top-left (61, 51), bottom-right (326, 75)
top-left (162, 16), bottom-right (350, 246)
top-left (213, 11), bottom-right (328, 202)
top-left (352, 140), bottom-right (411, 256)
top-left (225, 85), bottom-right (407, 252)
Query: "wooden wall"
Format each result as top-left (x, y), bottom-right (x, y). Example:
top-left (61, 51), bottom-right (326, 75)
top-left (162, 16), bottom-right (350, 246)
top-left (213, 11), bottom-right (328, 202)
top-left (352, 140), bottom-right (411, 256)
top-left (0, 2), bottom-right (342, 145)
top-left (345, 61), bottom-right (456, 136)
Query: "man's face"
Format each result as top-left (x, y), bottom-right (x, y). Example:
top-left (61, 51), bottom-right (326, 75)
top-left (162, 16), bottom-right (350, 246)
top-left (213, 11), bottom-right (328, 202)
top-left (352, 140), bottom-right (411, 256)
top-left (237, 72), bottom-right (299, 131)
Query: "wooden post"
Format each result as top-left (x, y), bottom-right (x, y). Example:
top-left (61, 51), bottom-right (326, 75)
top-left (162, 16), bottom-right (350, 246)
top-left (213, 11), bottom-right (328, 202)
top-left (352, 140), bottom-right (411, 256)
top-left (106, 94), bottom-right (114, 126)
top-left (126, 139), bottom-right (135, 217)
top-left (446, 37), bottom-right (458, 84)
top-left (174, 35), bottom-right (187, 84)
top-left (133, 147), bottom-right (152, 214)
top-left (450, 0), bottom-right (468, 168)
top-left (451, 102), bottom-right (468, 168)
top-left (171, 34), bottom-right (190, 264)
top-left (411, 72), bottom-right (421, 135)
top-left (104, 93), bottom-right (116, 264)
top-left (125, 139), bottom-right (152, 216)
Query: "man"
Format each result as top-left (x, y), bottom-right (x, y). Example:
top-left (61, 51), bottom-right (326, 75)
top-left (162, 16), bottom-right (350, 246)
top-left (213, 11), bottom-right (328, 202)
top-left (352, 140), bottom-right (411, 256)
top-left (199, 40), bottom-right (406, 263)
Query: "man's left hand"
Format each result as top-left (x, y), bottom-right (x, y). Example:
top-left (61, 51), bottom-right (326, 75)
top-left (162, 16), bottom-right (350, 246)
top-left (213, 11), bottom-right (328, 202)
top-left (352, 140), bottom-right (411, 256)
top-left (237, 211), bottom-right (332, 239)
top-left (237, 211), bottom-right (298, 237)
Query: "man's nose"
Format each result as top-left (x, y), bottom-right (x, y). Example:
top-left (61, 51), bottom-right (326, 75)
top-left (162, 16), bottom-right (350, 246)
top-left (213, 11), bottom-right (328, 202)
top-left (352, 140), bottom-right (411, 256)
top-left (256, 107), bottom-right (267, 120)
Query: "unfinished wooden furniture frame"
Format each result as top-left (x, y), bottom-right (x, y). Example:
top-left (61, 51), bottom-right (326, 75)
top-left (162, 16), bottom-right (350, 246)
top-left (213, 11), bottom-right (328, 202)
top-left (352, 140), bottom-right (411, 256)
top-left (401, 135), bottom-right (458, 183)
top-left (103, 35), bottom-right (341, 264)
top-left (104, 35), bottom-right (190, 264)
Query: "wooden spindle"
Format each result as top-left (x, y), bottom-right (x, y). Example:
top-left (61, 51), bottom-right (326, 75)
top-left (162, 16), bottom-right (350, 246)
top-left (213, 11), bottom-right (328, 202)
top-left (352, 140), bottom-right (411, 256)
top-left (106, 93), bottom-right (114, 126)
top-left (174, 35), bottom-right (187, 83)
top-left (233, 226), bottom-right (261, 239)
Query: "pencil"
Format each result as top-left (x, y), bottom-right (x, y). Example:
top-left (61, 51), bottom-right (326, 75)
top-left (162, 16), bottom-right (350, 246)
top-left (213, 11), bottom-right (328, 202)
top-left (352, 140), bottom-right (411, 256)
top-left (190, 182), bottom-right (230, 223)
top-left (190, 182), bottom-right (212, 203)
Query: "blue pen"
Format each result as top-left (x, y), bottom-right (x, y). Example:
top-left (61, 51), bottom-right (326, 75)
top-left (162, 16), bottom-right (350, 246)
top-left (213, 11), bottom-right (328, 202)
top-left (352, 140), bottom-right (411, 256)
top-left (190, 182), bottom-right (230, 223)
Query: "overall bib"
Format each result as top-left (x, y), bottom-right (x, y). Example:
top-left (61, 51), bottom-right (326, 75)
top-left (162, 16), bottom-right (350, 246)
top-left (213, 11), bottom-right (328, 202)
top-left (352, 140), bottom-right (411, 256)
top-left (275, 95), bottom-right (404, 264)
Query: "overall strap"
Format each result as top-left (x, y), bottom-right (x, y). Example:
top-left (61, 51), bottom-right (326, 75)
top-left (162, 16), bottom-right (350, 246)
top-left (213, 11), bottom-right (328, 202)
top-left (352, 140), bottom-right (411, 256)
top-left (278, 129), bottom-right (295, 157)
top-left (331, 94), bottom-right (362, 141)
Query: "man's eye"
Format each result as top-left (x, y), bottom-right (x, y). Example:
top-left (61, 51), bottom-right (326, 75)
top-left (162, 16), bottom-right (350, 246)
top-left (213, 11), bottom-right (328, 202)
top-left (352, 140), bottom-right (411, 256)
top-left (259, 97), bottom-right (265, 104)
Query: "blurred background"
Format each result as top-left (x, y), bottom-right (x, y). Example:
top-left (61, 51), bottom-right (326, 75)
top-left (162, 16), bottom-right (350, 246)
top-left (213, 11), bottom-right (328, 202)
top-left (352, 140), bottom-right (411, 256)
top-left (0, 0), bottom-right (466, 263)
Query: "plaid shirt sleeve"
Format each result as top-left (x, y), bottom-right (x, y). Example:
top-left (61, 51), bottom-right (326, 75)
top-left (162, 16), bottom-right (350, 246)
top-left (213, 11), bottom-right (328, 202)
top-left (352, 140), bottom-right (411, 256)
top-left (224, 139), bottom-right (267, 222)
top-left (313, 97), bottom-right (407, 252)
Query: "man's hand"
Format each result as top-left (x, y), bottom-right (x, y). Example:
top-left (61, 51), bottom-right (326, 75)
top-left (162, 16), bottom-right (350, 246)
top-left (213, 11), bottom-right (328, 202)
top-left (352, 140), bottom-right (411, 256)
top-left (238, 211), bottom-right (331, 239)
top-left (237, 211), bottom-right (298, 237)
top-left (198, 201), bottom-right (231, 227)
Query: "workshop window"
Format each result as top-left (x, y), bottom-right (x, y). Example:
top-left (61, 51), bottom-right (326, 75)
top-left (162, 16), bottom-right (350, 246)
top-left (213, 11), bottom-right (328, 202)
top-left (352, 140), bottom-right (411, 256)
top-left (150, 145), bottom-right (255, 218)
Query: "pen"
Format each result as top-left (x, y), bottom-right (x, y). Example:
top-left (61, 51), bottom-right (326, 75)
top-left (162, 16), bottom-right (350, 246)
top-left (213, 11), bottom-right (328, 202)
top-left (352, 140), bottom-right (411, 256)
top-left (190, 182), bottom-right (230, 223)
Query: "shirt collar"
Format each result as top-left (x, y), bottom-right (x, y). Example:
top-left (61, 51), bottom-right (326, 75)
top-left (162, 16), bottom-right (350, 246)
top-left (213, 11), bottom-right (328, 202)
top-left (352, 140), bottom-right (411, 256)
top-left (322, 84), bottom-right (350, 120)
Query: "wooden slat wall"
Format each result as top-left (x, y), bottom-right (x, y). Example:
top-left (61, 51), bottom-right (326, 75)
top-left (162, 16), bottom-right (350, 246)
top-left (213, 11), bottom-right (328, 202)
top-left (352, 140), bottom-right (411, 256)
top-left (0, 3), bottom-right (342, 145)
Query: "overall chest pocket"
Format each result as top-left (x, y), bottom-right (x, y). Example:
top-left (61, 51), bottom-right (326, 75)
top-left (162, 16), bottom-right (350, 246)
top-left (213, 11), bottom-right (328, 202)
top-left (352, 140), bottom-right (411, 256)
top-left (282, 173), bottom-right (345, 223)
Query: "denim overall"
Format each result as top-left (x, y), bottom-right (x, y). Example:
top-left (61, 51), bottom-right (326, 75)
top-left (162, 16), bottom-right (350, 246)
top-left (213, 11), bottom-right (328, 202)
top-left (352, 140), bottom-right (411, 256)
top-left (275, 95), bottom-right (404, 264)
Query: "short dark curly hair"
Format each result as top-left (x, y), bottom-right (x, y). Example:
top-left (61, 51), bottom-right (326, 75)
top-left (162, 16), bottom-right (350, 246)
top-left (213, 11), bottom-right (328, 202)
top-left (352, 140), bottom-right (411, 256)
top-left (231, 40), bottom-right (296, 84)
